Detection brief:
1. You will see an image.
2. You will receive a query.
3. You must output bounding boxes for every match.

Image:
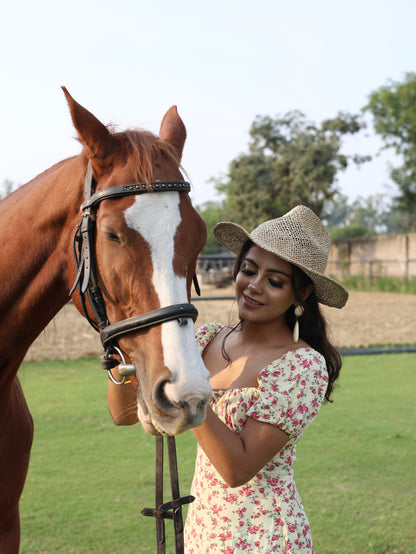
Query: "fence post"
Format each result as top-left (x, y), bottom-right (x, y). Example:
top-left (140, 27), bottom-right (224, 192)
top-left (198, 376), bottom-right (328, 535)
top-left (405, 235), bottom-right (409, 281)
top-left (369, 260), bottom-right (373, 290)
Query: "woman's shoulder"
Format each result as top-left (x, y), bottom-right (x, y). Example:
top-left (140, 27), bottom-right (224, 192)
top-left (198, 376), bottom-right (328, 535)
top-left (195, 323), bottom-right (225, 353)
top-left (284, 346), bottom-right (325, 366)
top-left (259, 347), bottom-right (327, 383)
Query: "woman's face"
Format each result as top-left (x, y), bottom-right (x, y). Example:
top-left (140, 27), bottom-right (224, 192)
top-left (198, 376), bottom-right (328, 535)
top-left (235, 245), bottom-right (297, 325)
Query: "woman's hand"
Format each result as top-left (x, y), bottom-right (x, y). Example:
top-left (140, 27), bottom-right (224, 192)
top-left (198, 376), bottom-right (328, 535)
top-left (108, 372), bottom-right (139, 425)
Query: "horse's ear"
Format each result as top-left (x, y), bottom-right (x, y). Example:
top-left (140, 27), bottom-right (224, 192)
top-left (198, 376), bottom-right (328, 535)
top-left (159, 106), bottom-right (187, 163)
top-left (62, 86), bottom-right (118, 174)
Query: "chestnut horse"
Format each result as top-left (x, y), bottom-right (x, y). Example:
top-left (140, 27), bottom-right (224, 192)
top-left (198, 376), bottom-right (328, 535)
top-left (0, 88), bottom-right (210, 552)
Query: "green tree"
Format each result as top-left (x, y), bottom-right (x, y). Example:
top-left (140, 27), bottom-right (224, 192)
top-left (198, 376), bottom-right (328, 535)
top-left (326, 194), bottom-right (392, 239)
top-left (216, 111), bottom-right (369, 228)
top-left (0, 179), bottom-right (15, 199)
top-left (380, 199), bottom-right (415, 234)
top-left (322, 192), bottom-right (352, 228)
top-left (348, 195), bottom-right (385, 232)
top-left (364, 72), bottom-right (416, 221)
top-left (196, 199), bottom-right (226, 253)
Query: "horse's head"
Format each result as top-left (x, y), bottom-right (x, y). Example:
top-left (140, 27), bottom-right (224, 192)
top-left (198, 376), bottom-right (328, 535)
top-left (63, 88), bottom-right (210, 435)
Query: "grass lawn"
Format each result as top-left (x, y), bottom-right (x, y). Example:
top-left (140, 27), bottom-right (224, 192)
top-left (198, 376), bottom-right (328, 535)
top-left (18, 354), bottom-right (415, 553)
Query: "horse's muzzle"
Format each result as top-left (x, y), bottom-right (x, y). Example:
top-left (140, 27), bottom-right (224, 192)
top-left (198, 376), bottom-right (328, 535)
top-left (148, 375), bottom-right (209, 436)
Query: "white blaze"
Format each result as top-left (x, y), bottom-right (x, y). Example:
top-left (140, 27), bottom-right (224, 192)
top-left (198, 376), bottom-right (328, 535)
top-left (124, 193), bottom-right (210, 411)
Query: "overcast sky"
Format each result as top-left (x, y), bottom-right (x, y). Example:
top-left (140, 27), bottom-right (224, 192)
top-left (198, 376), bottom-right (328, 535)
top-left (1, 0), bottom-right (414, 207)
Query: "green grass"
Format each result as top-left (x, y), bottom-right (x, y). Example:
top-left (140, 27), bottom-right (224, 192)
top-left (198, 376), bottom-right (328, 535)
top-left (18, 355), bottom-right (415, 553)
top-left (18, 359), bottom-right (197, 553)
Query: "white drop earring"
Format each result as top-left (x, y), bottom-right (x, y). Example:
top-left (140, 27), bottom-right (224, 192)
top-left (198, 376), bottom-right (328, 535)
top-left (293, 305), bottom-right (304, 343)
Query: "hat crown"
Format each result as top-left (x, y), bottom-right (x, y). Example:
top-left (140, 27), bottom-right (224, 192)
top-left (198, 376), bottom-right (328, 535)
top-left (250, 206), bottom-right (330, 274)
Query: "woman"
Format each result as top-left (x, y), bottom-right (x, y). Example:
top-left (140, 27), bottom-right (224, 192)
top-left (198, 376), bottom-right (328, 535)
top-left (184, 205), bottom-right (348, 553)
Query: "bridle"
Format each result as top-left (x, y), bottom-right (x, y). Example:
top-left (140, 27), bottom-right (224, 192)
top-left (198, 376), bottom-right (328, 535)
top-left (70, 160), bottom-right (200, 552)
top-left (70, 160), bottom-right (199, 367)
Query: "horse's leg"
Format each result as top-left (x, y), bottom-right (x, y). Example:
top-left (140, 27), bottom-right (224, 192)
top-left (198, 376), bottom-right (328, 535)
top-left (0, 377), bottom-right (33, 554)
top-left (0, 506), bottom-right (20, 554)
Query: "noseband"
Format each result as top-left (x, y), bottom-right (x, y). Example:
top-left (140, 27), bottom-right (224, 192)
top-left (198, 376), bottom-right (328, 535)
top-left (70, 160), bottom-right (199, 370)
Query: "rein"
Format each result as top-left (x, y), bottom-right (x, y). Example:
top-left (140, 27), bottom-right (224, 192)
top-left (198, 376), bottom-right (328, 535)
top-left (142, 436), bottom-right (195, 553)
top-left (70, 160), bottom-right (198, 553)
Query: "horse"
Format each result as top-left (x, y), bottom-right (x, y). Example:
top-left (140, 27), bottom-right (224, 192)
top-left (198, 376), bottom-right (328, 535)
top-left (0, 88), bottom-right (211, 553)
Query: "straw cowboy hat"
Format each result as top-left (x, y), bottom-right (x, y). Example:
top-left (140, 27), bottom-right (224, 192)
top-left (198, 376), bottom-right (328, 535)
top-left (213, 205), bottom-right (348, 308)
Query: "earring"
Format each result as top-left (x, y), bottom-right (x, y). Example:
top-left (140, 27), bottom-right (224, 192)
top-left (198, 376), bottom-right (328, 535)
top-left (293, 305), bottom-right (304, 343)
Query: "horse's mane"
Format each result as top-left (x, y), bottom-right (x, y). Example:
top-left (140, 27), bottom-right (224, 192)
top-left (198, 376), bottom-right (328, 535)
top-left (115, 128), bottom-right (182, 185)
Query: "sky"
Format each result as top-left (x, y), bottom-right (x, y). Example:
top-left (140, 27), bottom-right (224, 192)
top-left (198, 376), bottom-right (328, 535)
top-left (0, 0), bottom-right (415, 207)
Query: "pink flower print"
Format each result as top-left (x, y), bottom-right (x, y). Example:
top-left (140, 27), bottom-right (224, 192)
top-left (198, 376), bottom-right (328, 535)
top-left (267, 477), bottom-right (279, 487)
top-left (212, 504), bottom-right (222, 515)
top-left (287, 407), bottom-right (295, 419)
top-left (288, 523), bottom-right (297, 533)
top-left (298, 404), bottom-right (309, 414)
top-left (240, 486), bottom-right (252, 497)
top-left (225, 492), bottom-right (238, 503)
top-left (236, 538), bottom-right (250, 550)
top-left (248, 524), bottom-right (261, 534)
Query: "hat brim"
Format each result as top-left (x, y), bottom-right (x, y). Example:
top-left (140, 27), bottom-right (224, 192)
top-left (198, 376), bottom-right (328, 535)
top-left (214, 221), bottom-right (348, 309)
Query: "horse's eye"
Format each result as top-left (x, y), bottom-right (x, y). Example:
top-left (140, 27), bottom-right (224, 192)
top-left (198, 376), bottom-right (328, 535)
top-left (105, 231), bottom-right (121, 243)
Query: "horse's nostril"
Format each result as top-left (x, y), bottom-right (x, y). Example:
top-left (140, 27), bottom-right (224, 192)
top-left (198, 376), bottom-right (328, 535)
top-left (184, 397), bottom-right (207, 418)
top-left (154, 380), bottom-right (173, 410)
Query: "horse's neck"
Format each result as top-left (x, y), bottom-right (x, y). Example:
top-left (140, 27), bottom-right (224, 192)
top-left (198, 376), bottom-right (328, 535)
top-left (0, 158), bottom-right (84, 372)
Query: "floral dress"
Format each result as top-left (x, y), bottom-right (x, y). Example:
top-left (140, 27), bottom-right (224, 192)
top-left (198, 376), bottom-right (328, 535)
top-left (184, 323), bottom-right (329, 554)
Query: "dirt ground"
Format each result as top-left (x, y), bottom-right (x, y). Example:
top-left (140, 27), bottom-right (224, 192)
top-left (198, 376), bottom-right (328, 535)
top-left (25, 285), bottom-right (416, 361)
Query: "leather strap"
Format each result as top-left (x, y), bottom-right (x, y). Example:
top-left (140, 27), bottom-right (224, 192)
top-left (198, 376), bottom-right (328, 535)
top-left (82, 180), bottom-right (191, 211)
top-left (141, 436), bottom-right (194, 553)
top-left (100, 304), bottom-right (198, 349)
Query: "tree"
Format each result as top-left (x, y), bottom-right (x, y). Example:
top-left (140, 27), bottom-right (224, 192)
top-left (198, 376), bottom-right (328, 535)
top-left (215, 110), bottom-right (369, 228)
top-left (0, 179), bottom-right (15, 199)
top-left (364, 72), bottom-right (416, 221)
top-left (196, 199), bottom-right (227, 253)
top-left (321, 193), bottom-right (352, 228)
top-left (325, 194), bottom-right (402, 238)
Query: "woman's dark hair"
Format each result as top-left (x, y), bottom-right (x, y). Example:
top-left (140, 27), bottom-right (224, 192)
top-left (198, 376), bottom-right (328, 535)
top-left (223, 239), bottom-right (341, 403)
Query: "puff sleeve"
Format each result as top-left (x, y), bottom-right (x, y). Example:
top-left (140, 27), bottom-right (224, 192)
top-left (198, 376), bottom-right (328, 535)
top-left (246, 348), bottom-right (328, 441)
top-left (195, 323), bottom-right (224, 355)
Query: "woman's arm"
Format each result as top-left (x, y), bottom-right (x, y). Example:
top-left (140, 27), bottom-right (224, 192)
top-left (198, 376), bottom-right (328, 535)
top-left (191, 407), bottom-right (289, 488)
top-left (108, 371), bottom-right (139, 425)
